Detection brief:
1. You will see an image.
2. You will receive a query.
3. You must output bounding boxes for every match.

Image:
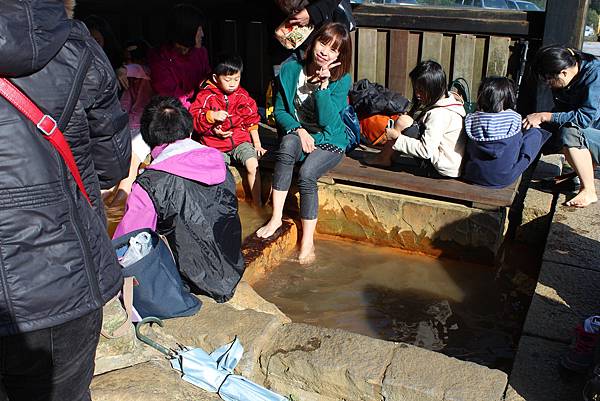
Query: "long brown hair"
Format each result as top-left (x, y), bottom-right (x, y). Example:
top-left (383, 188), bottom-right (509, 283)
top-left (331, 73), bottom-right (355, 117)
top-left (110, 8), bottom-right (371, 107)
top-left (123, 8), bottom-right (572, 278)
top-left (304, 22), bottom-right (352, 82)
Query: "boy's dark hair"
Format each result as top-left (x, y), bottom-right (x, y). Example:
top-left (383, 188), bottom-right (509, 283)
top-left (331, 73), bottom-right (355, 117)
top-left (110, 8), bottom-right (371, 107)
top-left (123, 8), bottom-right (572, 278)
top-left (168, 4), bottom-right (205, 49)
top-left (140, 96), bottom-right (192, 148)
top-left (531, 45), bottom-right (595, 85)
top-left (213, 54), bottom-right (244, 76)
top-left (476, 76), bottom-right (517, 113)
top-left (409, 60), bottom-right (448, 111)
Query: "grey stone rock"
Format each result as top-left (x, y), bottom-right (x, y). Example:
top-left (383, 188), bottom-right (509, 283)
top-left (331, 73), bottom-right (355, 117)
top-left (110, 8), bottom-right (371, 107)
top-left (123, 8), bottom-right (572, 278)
top-left (91, 360), bottom-right (222, 401)
top-left (516, 187), bottom-right (555, 246)
top-left (226, 280), bottom-right (291, 323)
top-left (260, 323), bottom-right (395, 401)
top-left (531, 154), bottom-right (563, 181)
top-left (382, 343), bottom-right (507, 401)
top-left (543, 184), bottom-right (600, 272)
top-left (509, 335), bottom-right (584, 401)
top-left (523, 261), bottom-right (600, 342)
top-left (95, 297), bottom-right (153, 375)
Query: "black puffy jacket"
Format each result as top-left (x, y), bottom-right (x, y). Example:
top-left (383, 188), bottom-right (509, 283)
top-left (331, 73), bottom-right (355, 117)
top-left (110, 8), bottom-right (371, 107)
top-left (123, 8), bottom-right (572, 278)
top-left (0, 0), bottom-right (131, 336)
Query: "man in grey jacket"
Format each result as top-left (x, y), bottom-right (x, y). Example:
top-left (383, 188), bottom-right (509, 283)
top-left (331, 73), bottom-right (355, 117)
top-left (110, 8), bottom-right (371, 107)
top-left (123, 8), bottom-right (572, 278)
top-left (0, 0), bottom-right (131, 400)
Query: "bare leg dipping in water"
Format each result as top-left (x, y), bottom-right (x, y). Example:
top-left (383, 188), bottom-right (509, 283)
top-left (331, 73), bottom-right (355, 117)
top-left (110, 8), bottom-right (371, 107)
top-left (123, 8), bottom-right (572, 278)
top-left (256, 189), bottom-right (286, 238)
top-left (298, 218), bottom-right (317, 264)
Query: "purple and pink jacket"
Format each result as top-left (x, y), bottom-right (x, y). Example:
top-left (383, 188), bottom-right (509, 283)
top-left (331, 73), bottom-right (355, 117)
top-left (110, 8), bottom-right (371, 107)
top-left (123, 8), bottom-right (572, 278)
top-left (114, 138), bottom-right (226, 238)
top-left (148, 45), bottom-right (211, 109)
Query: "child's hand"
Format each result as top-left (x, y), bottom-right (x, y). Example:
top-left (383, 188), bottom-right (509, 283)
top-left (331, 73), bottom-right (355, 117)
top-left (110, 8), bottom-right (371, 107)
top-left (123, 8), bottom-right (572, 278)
top-left (212, 110), bottom-right (230, 123)
top-left (395, 115), bottom-right (414, 131)
top-left (214, 127), bottom-right (233, 138)
top-left (116, 67), bottom-right (129, 91)
top-left (385, 127), bottom-right (400, 141)
top-left (254, 145), bottom-right (267, 158)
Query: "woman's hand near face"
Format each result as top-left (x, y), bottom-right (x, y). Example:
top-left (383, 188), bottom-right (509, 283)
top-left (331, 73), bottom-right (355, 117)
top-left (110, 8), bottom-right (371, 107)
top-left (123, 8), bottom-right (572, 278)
top-left (296, 128), bottom-right (315, 153)
top-left (315, 61), bottom-right (341, 89)
top-left (288, 9), bottom-right (310, 26)
top-left (522, 112), bottom-right (551, 130)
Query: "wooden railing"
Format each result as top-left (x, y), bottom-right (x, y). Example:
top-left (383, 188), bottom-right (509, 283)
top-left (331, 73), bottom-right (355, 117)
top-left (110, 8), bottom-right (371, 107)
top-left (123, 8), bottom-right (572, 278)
top-left (350, 4), bottom-right (545, 98)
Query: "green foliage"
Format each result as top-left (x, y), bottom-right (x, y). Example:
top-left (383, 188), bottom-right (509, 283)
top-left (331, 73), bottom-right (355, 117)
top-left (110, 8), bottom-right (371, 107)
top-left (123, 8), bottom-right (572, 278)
top-left (592, 0), bottom-right (600, 12)
top-left (588, 8), bottom-right (599, 30)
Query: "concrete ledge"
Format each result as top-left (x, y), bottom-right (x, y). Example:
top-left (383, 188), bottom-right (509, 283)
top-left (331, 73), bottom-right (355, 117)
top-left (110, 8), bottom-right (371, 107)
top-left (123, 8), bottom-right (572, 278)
top-left (316, 182), bottom-right (508, 265)
top-left (523, 261), bottom-right (600, 342)
top-left (508, 336), bottom-right (583, 401)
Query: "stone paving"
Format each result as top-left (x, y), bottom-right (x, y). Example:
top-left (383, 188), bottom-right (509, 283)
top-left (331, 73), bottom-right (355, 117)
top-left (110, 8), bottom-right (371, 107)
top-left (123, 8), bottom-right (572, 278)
top-left (508, 175), bottom-right (600, 401)
top-left (92, 156), bottom-right (597, 401)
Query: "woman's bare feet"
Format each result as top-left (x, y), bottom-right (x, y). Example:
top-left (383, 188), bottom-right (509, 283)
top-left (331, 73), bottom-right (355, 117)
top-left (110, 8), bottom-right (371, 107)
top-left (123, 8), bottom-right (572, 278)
top-left (256, 218), bottom-right (282, 238)
top-left (298, 245), bottom-right (315, 265)
top-left (565, 188), bottom-right (598, 208)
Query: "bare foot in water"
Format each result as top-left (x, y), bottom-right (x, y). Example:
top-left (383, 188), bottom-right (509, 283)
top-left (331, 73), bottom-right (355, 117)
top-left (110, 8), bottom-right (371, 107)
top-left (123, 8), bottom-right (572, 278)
top-left (565, 189), bottom-right (598, 207)
top-left (256, 218), bottom-right (282, 238)
top-left (298, 245), bottom-right (315, 265)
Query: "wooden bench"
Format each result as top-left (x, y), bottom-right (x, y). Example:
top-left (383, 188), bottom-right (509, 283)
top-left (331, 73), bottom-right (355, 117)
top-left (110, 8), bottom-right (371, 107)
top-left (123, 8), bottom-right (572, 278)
top-left (258, 124), bottom-right (518, 210)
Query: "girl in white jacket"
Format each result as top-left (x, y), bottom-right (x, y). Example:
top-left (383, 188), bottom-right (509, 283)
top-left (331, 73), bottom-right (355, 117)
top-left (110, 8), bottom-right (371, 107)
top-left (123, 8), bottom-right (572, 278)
top-left (368, 61), bottom-right (466, 178)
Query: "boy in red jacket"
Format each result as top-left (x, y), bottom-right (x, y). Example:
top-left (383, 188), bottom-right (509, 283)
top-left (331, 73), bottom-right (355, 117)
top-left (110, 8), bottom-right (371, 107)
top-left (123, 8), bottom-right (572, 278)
top-left (190, 54), bottom-right (265, 206)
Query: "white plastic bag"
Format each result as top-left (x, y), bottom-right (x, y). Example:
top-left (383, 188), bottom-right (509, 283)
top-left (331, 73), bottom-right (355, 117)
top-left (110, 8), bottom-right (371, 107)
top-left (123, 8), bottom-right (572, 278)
top-left (119, 232), bottom-right (152, 267)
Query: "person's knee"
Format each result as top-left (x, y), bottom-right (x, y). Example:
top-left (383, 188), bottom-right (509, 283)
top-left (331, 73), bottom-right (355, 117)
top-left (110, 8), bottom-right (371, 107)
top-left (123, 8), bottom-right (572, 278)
top-left (277, 135), bottom-right (301, 164)
top-left (297, 169), bottom-right (318, 192)
top-left (560, 126), bottom-right (586, 150)
top-left (245, 157), bottom-right (259, 174)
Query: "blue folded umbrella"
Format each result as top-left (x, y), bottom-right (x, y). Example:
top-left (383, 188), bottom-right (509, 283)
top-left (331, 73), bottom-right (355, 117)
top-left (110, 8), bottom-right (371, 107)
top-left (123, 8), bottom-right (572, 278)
top-left (137, 317), bottom-right (289, 401)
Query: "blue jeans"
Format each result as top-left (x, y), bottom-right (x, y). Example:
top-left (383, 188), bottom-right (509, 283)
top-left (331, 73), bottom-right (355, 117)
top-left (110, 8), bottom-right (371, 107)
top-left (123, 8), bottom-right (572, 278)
top-left (0, 309), bottom-right (102, 401)
top-left (272, 134), bottom-right (344, 220)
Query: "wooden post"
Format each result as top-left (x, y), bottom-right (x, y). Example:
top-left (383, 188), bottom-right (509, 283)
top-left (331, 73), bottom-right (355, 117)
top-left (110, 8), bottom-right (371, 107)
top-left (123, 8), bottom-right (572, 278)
top-left (542, 0), bottom-right (589, 47)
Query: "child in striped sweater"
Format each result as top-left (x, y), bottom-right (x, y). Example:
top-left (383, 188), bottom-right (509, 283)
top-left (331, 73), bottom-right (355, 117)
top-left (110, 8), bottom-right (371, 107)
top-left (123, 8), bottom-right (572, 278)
top-left (463, 77), bottom-right (550, 188)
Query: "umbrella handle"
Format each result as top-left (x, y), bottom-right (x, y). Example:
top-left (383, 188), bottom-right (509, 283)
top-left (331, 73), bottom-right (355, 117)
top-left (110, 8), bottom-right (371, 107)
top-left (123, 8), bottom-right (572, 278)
top-left (135, 317), bottom-right (176, 358)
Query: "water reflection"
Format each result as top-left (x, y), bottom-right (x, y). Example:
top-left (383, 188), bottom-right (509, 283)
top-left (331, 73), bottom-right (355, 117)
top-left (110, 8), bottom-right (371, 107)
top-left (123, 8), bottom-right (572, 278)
top-left (252, 237), bottom-right (523, 369)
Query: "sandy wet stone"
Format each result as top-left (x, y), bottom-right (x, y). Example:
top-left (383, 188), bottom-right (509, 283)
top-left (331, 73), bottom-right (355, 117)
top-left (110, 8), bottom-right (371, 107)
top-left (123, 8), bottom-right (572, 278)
top-left (260, 322), bottom-right (396, 401)
top-left (91, 360), bottom-right (222, 401)
top-left (225, 280), bottom-right (291, 323)
top-left (382, 343), bottom-right (507, 401)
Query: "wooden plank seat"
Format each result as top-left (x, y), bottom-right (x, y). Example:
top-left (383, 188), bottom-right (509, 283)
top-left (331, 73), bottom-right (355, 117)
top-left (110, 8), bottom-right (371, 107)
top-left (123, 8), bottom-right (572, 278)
top-left (257, 125), bottom-right (519, 209)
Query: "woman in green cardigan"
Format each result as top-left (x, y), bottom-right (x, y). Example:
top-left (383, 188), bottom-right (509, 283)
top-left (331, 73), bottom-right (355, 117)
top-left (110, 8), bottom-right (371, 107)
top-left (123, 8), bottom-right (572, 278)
top-left (257, 22), bottom-right (352, 264)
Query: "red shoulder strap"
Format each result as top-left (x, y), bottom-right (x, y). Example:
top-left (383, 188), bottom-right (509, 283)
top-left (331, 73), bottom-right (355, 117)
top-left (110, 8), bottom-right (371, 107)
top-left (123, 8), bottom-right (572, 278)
top-left (0, 78), bottom-right (91, 204)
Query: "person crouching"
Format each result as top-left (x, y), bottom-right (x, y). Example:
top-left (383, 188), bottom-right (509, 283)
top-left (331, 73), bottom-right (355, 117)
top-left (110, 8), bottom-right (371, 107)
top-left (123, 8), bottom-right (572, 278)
top-left (114, 96), bottom-right (245, 302)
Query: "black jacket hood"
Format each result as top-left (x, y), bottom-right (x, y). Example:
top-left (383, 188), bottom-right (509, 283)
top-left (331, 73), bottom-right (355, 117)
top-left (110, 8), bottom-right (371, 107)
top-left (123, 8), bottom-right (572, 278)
top-left (0, 0), bottom-right (71, 77)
